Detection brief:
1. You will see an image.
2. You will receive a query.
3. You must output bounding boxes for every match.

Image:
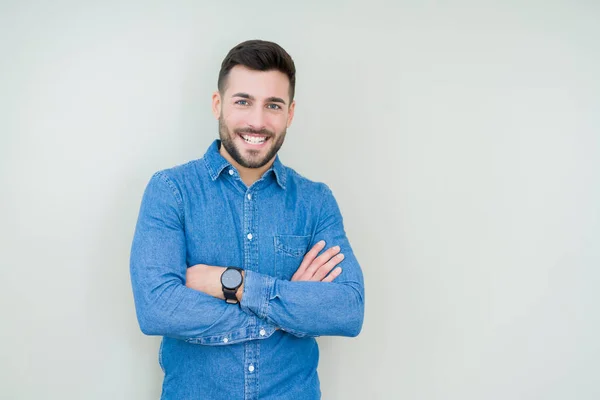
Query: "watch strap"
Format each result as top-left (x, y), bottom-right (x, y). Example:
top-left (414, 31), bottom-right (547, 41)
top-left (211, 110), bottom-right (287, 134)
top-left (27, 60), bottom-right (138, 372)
top-left (223, 287), bottom-right (239, 304)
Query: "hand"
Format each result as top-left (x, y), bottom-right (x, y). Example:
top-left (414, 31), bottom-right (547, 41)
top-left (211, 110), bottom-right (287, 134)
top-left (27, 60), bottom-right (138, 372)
top-left (291, 241), bottom-right (343, 282)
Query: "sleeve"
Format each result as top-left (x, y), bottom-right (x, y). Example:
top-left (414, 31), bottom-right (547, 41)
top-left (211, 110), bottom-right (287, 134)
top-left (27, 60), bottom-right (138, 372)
top-left (130, 172), bottom-right (277, 345)
top-left (239, 184), bottom-right (365, 338)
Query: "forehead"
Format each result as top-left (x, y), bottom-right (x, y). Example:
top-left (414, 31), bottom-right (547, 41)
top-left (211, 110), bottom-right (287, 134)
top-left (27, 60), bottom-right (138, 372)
top-left (224, 65), bottom-right (290, 99)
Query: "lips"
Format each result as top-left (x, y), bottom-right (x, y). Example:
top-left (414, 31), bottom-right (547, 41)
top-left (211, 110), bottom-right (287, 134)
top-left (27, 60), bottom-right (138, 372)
top-left (237, 132), bottom-right (270, 146)
top-left (241, 134), bottom-right (267, 144)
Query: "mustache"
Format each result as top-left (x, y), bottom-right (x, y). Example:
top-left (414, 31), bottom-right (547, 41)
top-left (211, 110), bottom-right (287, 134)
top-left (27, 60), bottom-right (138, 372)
top-left (235, 127), bottom-right (274, 136)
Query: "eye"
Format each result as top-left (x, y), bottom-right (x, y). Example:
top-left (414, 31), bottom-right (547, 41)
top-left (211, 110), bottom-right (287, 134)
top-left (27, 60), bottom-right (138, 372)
top-left (266, 103), bottom-right (282, 110)
top-left (235, 100), bottom-right (249, 106)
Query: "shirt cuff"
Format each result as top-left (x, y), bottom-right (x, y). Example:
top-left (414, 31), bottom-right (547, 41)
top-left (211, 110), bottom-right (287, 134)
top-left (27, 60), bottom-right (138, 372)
top-left (240, 270), bottom-right (275, 320)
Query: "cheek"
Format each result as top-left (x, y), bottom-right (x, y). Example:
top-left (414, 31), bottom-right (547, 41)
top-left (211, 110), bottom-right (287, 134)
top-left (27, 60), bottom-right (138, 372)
top-left (222, 111), bottom-right (244, 128)
top-left (267, 115), bottom-right (288, 132)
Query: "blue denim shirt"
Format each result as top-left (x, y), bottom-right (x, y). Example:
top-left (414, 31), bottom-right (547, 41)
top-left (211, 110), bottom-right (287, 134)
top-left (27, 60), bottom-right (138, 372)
top-left (130, 140), bottom-right (365, 399)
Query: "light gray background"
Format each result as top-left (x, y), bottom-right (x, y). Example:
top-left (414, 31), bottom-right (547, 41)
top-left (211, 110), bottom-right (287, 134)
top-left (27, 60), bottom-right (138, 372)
top-left (1, 1), bottom-right (599, 399)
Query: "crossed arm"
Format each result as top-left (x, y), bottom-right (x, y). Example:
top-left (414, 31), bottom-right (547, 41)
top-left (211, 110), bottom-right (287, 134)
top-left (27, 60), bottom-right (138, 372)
top-left (130, 173), bottom-right (364, 344)
top-left (185, 240), bottom-right (344, 301)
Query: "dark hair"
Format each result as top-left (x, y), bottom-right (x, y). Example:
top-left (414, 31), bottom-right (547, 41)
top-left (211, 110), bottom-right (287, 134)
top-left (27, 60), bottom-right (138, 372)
top-left (218, 40), bottom-right (296, 101)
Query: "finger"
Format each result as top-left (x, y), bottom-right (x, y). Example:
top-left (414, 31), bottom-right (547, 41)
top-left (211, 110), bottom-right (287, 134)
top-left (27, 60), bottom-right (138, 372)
top-left (322, 267), bottom-right (342, 282)
top-left (298, 240), bottom-right (326, 272)
top-left (304, 245), bottom-right (341, 279)
top-left (292, 240), bottom-right (326, 280)
top-left (312, 253), bottom-right (344, 281)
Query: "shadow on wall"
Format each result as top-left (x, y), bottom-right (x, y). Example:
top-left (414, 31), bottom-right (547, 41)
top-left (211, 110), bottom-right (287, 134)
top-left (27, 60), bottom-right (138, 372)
top-left (83, 171), bottom-right (163, 397)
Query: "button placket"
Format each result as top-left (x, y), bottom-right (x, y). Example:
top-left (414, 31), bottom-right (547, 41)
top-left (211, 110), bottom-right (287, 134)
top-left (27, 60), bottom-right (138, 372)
top-left (243, 179), bottom-right (260, 399)
top-left (244, 341), bottom-right (259, 399)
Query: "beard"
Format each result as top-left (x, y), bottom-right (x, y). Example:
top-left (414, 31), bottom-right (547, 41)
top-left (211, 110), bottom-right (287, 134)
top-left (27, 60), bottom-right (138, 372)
top-left (219, 116), bottom-right (286, 169)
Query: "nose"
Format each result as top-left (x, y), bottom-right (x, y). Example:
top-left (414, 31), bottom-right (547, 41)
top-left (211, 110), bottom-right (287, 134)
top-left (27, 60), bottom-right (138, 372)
top-left (247, 105), bottom-right (266, 131)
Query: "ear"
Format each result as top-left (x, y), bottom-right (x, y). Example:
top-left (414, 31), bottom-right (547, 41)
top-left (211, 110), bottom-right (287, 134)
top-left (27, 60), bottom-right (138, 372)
top-left (286, 100), bottom-right (296, 128)
top-left (212, 91), bottom-right (222, 119)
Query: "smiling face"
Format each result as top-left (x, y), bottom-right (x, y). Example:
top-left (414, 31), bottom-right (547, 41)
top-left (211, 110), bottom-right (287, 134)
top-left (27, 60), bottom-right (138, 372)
top-left (212, 65), bottom-right (295, 169)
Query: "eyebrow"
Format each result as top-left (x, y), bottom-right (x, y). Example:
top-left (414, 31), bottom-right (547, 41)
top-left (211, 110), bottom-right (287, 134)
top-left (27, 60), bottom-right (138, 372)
top-left (232, 92), bottom-right (287, 105)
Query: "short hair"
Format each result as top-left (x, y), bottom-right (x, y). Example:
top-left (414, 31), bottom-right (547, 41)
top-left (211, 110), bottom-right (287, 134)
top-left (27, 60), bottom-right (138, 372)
top-left (218, 40), bottom-right (296, 102)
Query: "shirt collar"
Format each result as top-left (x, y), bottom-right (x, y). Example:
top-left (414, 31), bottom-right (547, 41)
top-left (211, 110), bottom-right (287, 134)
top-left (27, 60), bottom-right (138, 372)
top-left (203, 139), bottom-right (287, 190)
top-left (270, 155), bottom-right (287, 189)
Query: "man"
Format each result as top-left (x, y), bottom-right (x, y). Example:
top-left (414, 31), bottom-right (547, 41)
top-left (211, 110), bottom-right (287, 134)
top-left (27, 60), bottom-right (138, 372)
top-left (130, 40), bottom-right (365, 400)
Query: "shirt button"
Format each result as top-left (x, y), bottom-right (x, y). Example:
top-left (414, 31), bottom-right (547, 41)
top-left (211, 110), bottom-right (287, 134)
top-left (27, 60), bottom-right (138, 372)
top-left (248, 365), bottom-right (255, 373)
top-left (247, 233), bottom-right (253, 240)
top-left (222, 337), bottom-right (229, 343)
top-left (259, 329), bottom-right (266, 336)
top-left (228, 169), bottom-right (234, 175)
top-left (247, 193), bottom-right (252, 200)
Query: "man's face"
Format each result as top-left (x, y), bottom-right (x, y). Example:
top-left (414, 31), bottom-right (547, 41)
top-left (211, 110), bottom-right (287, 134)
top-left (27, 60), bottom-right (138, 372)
top-left (212, 65), bottom-right (295, 169)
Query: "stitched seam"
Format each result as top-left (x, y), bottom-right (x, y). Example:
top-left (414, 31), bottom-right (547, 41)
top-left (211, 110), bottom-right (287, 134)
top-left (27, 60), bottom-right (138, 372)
top-left (154, 171), bottom-right (185, 229)
top-left (262, 275), bottom-right (272, 320)
top-left (312, 183), bottom-right (330, 240)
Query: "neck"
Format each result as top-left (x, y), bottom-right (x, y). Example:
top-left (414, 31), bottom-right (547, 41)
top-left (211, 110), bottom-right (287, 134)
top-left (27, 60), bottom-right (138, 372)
top-left (219, 145), bottom-right (275, 187)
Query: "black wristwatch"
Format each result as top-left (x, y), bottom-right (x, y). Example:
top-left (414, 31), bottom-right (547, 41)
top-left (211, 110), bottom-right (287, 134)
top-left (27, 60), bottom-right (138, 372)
top-left (220, 267), bottom-right (244, 304)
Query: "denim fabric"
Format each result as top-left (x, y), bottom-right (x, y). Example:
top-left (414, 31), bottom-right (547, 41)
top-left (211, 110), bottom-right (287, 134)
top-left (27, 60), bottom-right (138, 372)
top-left (130, 140), bottom-right (365, 399)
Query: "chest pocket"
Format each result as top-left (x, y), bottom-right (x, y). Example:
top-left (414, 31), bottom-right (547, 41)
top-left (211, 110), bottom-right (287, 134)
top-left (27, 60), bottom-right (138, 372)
top-left (274, 235), bottom-right (312, 280)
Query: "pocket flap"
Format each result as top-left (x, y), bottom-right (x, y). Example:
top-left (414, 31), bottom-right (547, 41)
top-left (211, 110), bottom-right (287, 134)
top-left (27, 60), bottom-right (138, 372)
top-left (274, 235), bottom-right (311, 257)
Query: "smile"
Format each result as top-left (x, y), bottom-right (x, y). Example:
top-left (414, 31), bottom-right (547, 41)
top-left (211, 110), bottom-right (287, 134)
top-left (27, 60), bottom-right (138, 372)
top-left (239, 134), bottom-right (268, 145)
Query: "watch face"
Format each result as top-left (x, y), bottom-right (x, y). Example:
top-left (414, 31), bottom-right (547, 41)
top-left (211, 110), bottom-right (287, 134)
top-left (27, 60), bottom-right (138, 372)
top-left (221, 268), bottom-right (242, 290)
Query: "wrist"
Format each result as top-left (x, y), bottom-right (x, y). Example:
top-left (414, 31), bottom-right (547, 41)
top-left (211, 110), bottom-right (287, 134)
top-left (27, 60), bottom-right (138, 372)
top-left (203, 265), bottom-right (227, 299)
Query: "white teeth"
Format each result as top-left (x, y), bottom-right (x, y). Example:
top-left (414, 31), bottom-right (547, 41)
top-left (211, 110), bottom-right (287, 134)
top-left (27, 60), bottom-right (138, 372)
top-left (241, 135), bottom-right (266, 144)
